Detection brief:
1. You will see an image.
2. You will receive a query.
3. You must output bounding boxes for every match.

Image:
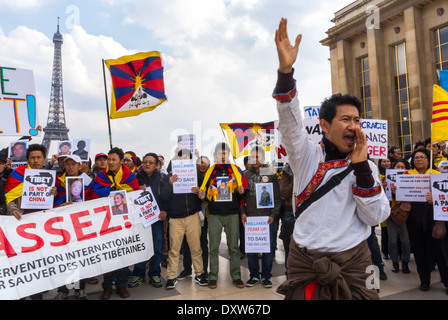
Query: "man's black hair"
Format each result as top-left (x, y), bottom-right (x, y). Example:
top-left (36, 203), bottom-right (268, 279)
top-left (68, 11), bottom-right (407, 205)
top-left (177, 148), bottom-right (192, 159)
top-left (214, 142), bottom-right (230, 155)
top-left (26, 144), bottom-right (47, 160)
top-left (250, 146), bottom-right (265, 157)
top-left (319, 93), bottom-right (362, 123)
top-left (143, 152), bottom-right (160, 165)
top-left (108, 147), bottom-right (124, 160)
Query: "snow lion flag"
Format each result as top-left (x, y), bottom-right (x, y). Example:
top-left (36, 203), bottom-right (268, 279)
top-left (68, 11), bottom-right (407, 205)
top-left (220, 122), bottom-right (276, 159)
top-left (432, 84), bottom-right (448, 143)
top-left (105, 51), bottom-right (167, 119)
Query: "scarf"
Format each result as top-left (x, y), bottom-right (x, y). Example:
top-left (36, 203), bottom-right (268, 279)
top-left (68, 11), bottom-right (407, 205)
top-left (4, 165), bottom-right (30, 205)
top-left (199, 163), bottom-right (248, 201)
top-left (92, 165), bottom-right (139, 199)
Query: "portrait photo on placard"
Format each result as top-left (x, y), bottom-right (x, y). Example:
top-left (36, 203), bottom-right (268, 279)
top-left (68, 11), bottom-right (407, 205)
top-left (215, 176), bottom-right (232, 202)
top-left (256, 183), bottom-right (274, 209)
top-left (58, 140), bottom-right (72, 156)
top-left (109, 190), bottom-right (129, 215)
top-left (8, 139), bottom-right (28, 162)
top-left (66, 176), bottom-right (84, 203)
top-left (72, 139), bottom-right (90, 161)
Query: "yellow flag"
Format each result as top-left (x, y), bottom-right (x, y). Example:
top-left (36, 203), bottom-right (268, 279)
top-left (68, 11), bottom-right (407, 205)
top-left (432, 85), bottom-right (448, 143)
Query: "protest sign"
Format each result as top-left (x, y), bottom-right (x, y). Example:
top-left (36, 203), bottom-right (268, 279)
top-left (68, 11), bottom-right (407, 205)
top-left (0, 191), bottom-right (154, 300)
top-left (256, 183), bottom-right (274, 209)
top-left (66, 176), bottom-right (84, 203)
top-left (361, 119), bottom-right (388, 159)
top-left (171, 159), bottom-right (197, 194)
top-left (244, 216), bottom-right (270, 253)
top-left (431, 173), bottom-right (448, 221)
top-left (0, 67), bottom-right (40, 136)
top-left (8, 139), bottom-right (28, 170)
top-left (71, 139), bottom-right (90, 161)
top-left (396, 174), bottom-right (430, 202)
top-left (129, 188), bottom-right (160, 228)
top-left (177, 134), bottom-right (196, 161)
top-left (384, 169), bottom-right (406, 201)
top-left (21, 169), bottom-right (56, 210)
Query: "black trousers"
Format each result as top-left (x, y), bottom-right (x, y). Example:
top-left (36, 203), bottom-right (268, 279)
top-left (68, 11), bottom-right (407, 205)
top-left (407, 224), bottom-right (448, 287)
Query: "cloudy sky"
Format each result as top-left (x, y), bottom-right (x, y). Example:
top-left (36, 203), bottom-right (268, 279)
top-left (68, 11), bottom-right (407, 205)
top-left (0, 0), bottom-right (354, 165)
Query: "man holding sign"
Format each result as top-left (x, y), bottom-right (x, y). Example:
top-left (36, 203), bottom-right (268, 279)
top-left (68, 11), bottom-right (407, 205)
top-left (4, 143), bottom-right (57, 300)
top-left (5, 144), bottom-right (57, 221)
top-left (241, 146), bottom-right (281, 288)
top-left (161, 149), bottom-right (207, 289)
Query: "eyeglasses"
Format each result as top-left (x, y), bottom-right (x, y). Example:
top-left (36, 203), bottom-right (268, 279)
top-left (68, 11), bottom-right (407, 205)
top-left (142, 161), bottom-right (156, 165)
top-left (414, 156), bottom-right (427, 160)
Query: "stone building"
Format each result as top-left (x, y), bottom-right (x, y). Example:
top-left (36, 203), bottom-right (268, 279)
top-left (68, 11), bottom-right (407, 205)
top-left (321, 0), bottom-right (448, 156)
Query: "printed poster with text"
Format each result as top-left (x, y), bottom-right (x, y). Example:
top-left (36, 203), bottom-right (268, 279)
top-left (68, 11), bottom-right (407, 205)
top-left (21, 169), bottom-right (56, 210)
top-left (0, 67), bottom-right (40, 136)
top-left (431, 173), bottom-right (448, 221)
top-left (245, 216), bottom-right (270, 253)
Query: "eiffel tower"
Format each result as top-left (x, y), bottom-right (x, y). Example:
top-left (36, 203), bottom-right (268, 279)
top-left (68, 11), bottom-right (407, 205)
top-left (42, 18), bottom-right (69, 150)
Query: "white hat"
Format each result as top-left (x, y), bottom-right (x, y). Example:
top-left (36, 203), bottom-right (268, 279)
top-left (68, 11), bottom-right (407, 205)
top-left (64, 154), bottom-right (82, 164)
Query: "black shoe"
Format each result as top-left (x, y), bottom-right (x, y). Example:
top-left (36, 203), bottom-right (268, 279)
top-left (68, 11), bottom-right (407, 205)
top-left (401, 261), bottom-right (410, 274)
top-left (166, 278), bottom-right (178, 290)
top-left (419, 283), bottom-right (430, 291)
top-left (392, 262), bottom-right (399, 273)
top-left (379, 270), bottom-right (387, 280)
top-left (194, 274), bottom-right (208, 286)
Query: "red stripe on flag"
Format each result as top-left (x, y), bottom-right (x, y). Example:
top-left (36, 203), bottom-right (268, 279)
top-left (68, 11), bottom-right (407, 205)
top-left (433, 101), bottom-right (448, 107)
top-left (432, 116), bottom-right (448, 123)
top-left (432, 108), bottom-right (448, 115)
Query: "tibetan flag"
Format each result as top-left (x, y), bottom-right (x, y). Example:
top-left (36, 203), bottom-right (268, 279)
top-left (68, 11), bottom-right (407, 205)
top-left (432, 84), bottom-right (448, 143)
top-left (439, 70), bottom-right (448, 92)
top-left (91, 165), bottom-right (140, 199)
top-left (105, 51), bottom-right (166, 119)
top-left (220, 122), bottom-right (276, 159)
top-left (4, 165), bottom-right (29, 205)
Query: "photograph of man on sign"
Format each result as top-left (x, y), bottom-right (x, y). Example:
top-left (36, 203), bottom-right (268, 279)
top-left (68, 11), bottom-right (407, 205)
top-left (110, 190), bottom-right (129, 215)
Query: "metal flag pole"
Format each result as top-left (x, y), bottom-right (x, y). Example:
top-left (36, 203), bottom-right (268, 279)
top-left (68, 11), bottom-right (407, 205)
top-left (102, 59), bottom-right (113, 150)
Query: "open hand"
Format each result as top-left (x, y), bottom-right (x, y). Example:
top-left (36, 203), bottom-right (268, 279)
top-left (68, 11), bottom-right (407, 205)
top-left (275, 18), bottom-right (302, 74)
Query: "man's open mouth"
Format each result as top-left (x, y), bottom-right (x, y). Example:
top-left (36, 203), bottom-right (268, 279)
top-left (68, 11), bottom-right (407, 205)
top-left (343, 134), bottom-right (355, 145)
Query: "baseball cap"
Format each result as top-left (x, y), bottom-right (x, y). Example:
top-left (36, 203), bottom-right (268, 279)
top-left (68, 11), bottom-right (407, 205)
top-left (95, 153), bottom-right (107, 161)
top-left (65, 154), bottom-right (82, 164)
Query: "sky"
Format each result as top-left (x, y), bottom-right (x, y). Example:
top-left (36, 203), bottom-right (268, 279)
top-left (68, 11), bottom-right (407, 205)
top-left (0, 0), bottom-right (355, 166)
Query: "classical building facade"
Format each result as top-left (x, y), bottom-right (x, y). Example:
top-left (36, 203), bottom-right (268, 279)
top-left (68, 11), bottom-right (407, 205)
top-left (321, 0), bottom-right (448, 156)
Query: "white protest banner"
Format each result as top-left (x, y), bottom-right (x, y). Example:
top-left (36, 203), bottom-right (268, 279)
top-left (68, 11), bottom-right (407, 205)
top-left (0, 67), bottom-right (40, 136)
top-left (171, 159), bottom-right (197, 194)
top-left (361, 119), bottom-right (388, 159)
top-left (0, 191), bottom-right (154, 300)
top-left (129, 188), bottom-right (160, 227)
top-left (384, 169), bottom-right (406, 201)
top-left (21, 169), bottom-right (56, 210)
top-left (244, 216), bottom-right (270, 253)
top-left (431, 173), bottom-right (448, 221)
top-left (396, 174), bottom-right (430, 202)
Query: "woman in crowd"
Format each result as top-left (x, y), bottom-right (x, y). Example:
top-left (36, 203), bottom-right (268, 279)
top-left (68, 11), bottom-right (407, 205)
top-left (387, 159), bottom-right (411, 274)
top-left (405, 148), bottom-right (448, 293)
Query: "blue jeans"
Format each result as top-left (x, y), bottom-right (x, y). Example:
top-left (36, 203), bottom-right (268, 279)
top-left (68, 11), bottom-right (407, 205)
top-left (132, 220), bottom-right (164, 279)
top-left (247, 219), bottom-right (278, 280)
top-left (386, 217), bottom-right (410, 263)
